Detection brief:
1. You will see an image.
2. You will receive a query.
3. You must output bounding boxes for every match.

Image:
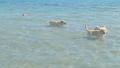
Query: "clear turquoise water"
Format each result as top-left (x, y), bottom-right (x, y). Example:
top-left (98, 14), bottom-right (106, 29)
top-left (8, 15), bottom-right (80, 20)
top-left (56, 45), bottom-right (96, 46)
top-left (1, 0), bottom-right (120, 68)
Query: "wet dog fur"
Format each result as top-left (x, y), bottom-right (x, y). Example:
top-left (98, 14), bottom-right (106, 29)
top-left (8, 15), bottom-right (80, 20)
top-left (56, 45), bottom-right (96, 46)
top-left (85, 24), bottom-right (106, 37)
top-left (94, 25), bottom-right (108, 32)
top-left (47, 20), bottom-right (66, 26)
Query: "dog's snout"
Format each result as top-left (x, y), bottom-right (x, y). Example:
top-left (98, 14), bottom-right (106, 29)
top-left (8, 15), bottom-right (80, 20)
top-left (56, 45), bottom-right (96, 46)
top-left (103, 32), bottom-right (105, 34)
top-left (103, 31), bottom-right (105, 34)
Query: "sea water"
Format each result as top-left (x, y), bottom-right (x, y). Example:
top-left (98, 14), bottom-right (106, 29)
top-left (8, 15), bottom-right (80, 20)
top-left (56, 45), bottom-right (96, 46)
top-left (0, 0), bottom-right (120, 68)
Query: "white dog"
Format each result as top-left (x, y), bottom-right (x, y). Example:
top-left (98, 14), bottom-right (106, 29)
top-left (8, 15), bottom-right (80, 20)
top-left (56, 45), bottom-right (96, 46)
top-left (47, 20), bottom-right (66, 27)
top-left (23, 13), bottom-right (28, 16)
top-left (94, 25), bottom-right (108, 32)
top-left (85, 24), bottom-right (106, 37)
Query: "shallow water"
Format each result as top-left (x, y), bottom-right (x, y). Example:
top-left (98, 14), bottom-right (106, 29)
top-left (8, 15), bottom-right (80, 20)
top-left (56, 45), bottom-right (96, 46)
top-left (0, 0), bottom-right (120, 68)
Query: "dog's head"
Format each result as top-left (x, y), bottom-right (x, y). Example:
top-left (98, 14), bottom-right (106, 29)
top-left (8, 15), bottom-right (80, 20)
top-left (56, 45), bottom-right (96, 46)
top-left (100, 29), bottom-right (106, 34)
top-left (60, 20), bottom-right (66, 25)
top-left (94, 26), bottom-right (101, 30)
top-left (94, 25), bottom-right (107, 32)
top-left (23, 13), bottom-right (28, 16)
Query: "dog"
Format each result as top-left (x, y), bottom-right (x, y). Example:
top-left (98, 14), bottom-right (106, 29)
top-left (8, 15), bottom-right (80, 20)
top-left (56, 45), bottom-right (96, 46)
top-left (47, 20), bottom-right (66, 27)
top-left (94, 25), bottom-right (108, 32)
top-left (85, 24), bottom-right (106, 37)
top-left (23, 13), bottom-right (28, 16)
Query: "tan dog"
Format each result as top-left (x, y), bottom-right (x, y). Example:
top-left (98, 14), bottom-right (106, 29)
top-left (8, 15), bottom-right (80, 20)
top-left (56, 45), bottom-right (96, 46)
top-left (85, 24), bottom-right (106, 37)
top-left (94, 25), bottom-right (108, 32)
top-left (47, 20), bottom-right (66, 26)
